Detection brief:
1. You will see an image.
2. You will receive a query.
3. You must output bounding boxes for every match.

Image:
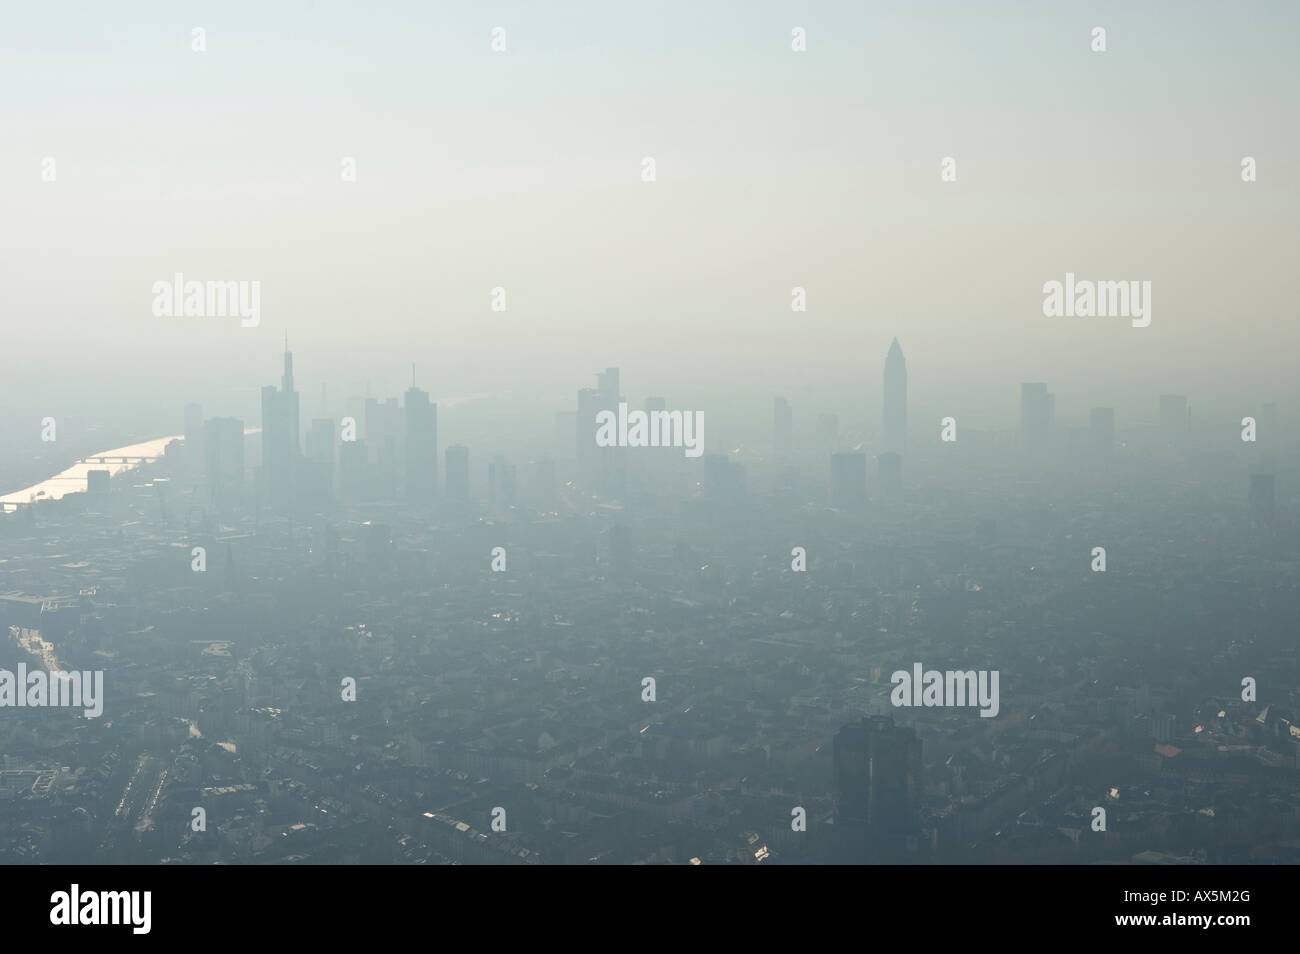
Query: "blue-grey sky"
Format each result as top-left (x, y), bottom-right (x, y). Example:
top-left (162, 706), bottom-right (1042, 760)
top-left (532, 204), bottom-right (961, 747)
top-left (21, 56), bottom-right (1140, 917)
top-left (3, 0), bottom-right (1297, 439)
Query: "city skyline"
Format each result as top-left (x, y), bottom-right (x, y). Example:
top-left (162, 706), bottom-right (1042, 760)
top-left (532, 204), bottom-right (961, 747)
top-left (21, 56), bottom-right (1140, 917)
top-left (4, 3), bottom-right (1299, 437)
top-left (2, 0), bottom-right (1297, 898)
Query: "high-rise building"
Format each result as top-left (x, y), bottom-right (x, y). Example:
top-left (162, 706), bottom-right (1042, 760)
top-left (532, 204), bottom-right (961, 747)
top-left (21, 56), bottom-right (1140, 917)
top-left (365, 397), bottom-right (401, 453)
top-left (1159, 395), bottom-right (1189, 447)
top-left (404, 385), bottom-right (437, 502)
top-left (576, 368), bottom-right (621, 492)
top-left (1090, 407), bottom-right (1115, 455)
top-left (260, 347), bottom-right (300, 508)
top-left (883, 339), bottom-right (907, 452)
top-left (833, 715), bottom-right (922, 862)
top-left (1020, 383), bottom-right (1054, 452)
top-left (831, 451), bottom-right (867, 509)
top-left (445, 444), bottom-right (469, 499)
top-left (87, 469), bottom-right (110, 495)
top-left (597, 367), bottom-right (619, 404)
top-left (773, 397), bottom-right (793, 456)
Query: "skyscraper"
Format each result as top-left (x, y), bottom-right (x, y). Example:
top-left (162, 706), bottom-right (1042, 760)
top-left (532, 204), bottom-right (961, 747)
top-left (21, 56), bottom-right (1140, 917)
top-left (833, 715), bottom-right (922, 862)
top-left (404, 384), bottom-right (437, 503)
top-left (1020, 382), bottom-right (1054, 452)
top-left (260, 346), bottom-right (300, 508)
top-left (773, 396), bottom-right (793, 456)
top-left (576, 368), bottom-right (621, 492)
top-left (883, 339), bottom-right (907, 452)
top-left (597, 367), bottom-right (619, 404)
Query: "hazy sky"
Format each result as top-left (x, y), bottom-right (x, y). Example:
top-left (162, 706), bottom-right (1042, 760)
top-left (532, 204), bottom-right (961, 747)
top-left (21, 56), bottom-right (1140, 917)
top-left (3, 0), bottom-right (1297, 437)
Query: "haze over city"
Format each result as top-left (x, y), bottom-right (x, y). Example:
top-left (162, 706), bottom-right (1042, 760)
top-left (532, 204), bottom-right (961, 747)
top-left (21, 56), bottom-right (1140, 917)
top-left (1, 0), bottom-right (1296, 893)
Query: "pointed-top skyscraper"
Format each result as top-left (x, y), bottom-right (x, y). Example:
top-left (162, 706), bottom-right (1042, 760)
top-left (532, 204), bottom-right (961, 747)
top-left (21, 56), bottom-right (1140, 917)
top-left (883, 338), bottom-right (907, 452)
top-left (404, 365), bottom-right (437, 503)
top-left (261, 342), bottom-right (301, 509)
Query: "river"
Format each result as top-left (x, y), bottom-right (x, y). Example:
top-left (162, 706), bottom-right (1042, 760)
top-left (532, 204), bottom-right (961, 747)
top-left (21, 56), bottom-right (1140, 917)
top-left (0, 435), bottom-right (181, 509)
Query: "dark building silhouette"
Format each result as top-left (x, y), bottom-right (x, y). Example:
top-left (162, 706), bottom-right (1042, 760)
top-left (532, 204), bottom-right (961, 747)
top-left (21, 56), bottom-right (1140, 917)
top-left (404, 384), bottom-right (437, 503)
top-left (260, 347), bottom-right (300, 508)
top-left (883, 338), bottom-right (907, 452)
top-left (86, 469), bottom-right (110, 495)
top-left (833, 715), bottom-right (921, 862)
top-left (577, 367), bottom-right (621, 492)
top-left (445, 444), bottom-right (470, 500)
top-left (1020, 382), bottom-right (1054, 452)
top-left (830, 451), bottom-right (867, 509)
